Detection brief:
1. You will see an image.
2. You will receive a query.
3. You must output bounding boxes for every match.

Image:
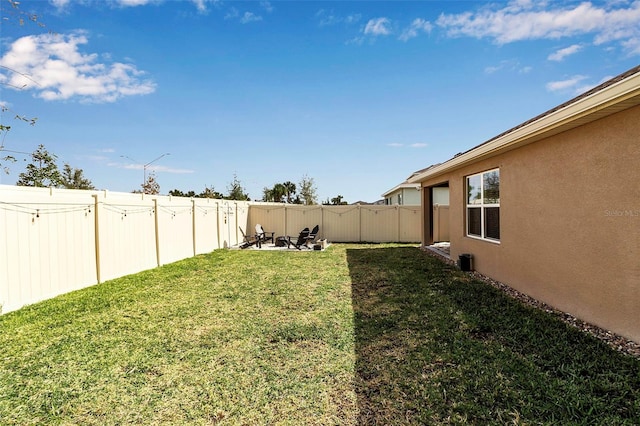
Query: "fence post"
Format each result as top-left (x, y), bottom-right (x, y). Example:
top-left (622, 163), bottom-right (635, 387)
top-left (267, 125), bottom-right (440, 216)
top-left (283, 205), bottom-right (288, 236)
top-left (192, 199), bottom-right (197, 256)
top-left (358, 204), bottom-right (362, 242)
top-left (215, 201), bottom-right (221, 250)
top-left (396, 206), bottom-right (400, 242)
top-left (154, 198), bottom-right (161, 266)
top-left (234, 202), bottom-right (239, 245)
top-left (321, 205), bottom-right (324, 241)
top-left (92, 194), bottom-right (101, 284)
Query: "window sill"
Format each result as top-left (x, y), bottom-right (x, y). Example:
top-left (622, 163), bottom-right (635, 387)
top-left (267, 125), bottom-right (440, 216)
top-left (466, 235), bottom-right (501, 244)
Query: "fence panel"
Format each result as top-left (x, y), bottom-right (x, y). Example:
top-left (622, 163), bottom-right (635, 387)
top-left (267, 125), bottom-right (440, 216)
top-left (321, 206), bottom-right (361, 242)
top-left (156, 197), bottom-right (195, 265)
top-left (284, 205), bottom-right (323, 238)
top-left (0, 186), bottom-right (97, 314)
top-left (247, 203), bottom-right (422, 243)
top-left (432, 204), bottom-right (449, 242)
top-left (361, 206), bottom-right (399, 242)
top-left (194, 199), bottom-right (220, 254)
top-left (97, 193), bottom-right (157, 282)
top-left (248, 204), bottom-right (286, 237)
top-left (399, 206), bottom-right (422, 242)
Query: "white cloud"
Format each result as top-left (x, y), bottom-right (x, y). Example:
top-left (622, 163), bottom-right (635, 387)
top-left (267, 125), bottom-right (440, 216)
top-left (260, 1), bottom-right (273, 13)
top-left (225, 8), bottom-right (239, 20)
top-left (621, 37), bottom-right (640, 56)
top-left (436, 1), bottom-right (640, 55)
top-left (548, 73), bottom-right (615, 95)
top-left (548, 44), bottom-right (583, 61)
top-left (484, 59), bottom-right (531, 75)
top-left (116, 0), bottom-right (153, 6)
top-left (485, 65), bottom-right (501, 74)
top-left (113, 161), bottom-right (194, 174)
top-left (191, 0), bottom-right (208, 13)
top-left (387, 142), bottom-right (427, 148)
top-left (49, 0), bottom-right (71, 7)
top-left (316, 9), bottom-right (361, 27)
top-left (0, 32), bottom-right (156, 103)
top-left (345, 14), bottom-right (361, 25)
top-left (364, 18), bottom-right (392, 36)
top-left (240, 11), bottom-right (263, 24)
top-left (545, 74), bottom-right (587, 93)
top-left (399, 18), bottom-right (433, 42)
top-left (346, 37), bottom-right (365, 46)
top-left (50, 0), bottom-right (158, 9)
top-left (86, 155), bottom-right (109, 161)
top-left (148, 165), bottom-right (195, 174)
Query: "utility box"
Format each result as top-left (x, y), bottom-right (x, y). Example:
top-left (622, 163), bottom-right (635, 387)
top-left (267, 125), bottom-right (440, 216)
top-left (458, 253), bottom-right (473, 272)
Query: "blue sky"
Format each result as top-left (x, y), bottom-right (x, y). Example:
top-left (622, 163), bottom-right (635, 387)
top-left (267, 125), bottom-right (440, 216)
top-left (1, 0), bottom-right (639, 202)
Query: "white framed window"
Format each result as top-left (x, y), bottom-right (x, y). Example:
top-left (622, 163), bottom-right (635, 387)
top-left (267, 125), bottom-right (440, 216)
top-left (466, 169), bottom-right (500, 242)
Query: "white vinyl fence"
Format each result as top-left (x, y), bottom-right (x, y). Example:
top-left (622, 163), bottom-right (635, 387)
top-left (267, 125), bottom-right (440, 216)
top-left (0, 185), bottom-right (420, 314)
top-left (247, 203), bottom-right (421, 243)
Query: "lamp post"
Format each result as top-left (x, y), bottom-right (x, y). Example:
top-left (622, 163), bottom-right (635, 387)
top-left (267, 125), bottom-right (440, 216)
top-left (143, 153), bottom-right (171, 186)
top-left (121, 153), bottom-right (170, 192)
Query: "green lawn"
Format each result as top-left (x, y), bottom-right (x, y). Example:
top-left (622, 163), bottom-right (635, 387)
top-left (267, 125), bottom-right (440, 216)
top-left (1, 244), bottom-right (639, 425)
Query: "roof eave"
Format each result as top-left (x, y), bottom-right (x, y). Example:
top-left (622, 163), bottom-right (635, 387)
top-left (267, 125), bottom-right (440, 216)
top-left (381, 183), bottom-right (421, 197)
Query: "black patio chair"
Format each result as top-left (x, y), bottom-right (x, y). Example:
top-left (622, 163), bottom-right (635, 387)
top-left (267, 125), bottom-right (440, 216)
top-left (286, 227), bottom-right (310, 250)
top-left (255, 224), bottom-right (275, 245)
top-left (304, 225), bottom-right (320, 247)
top-left (239, 227), bottom-right (259, 249)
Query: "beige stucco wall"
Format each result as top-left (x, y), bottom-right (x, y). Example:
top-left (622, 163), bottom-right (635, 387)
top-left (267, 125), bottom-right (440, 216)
top-left (421, 104), bottom-right (640, 342)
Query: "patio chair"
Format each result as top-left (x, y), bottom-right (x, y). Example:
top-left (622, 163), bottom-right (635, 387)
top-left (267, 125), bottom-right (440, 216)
top-left (286, 227), bottom-right (310, 250)
top-left (304, 225), bottom-right (320, 247)
top-left (239, 227), bottom-right (259, 249)
top-left (255, 224), bottom-right (275, 246)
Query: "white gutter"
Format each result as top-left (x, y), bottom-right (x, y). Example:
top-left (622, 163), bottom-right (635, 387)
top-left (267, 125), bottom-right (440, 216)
top-left (408, 69), bottom-right (640, 184)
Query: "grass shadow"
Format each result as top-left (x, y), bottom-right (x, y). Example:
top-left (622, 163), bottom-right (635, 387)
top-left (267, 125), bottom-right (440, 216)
top-left (347, 246), bottom-right (640, 425)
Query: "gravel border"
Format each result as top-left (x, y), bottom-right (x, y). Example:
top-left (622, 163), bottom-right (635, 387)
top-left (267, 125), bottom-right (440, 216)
top-left (422, 247), bottom-right (640, 359)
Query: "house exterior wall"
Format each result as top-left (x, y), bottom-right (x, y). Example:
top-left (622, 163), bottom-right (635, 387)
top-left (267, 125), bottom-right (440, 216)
top-left (420, 104), bottom-right (640, 342)
top-left (403, 187), bottom-right (422, 205)
top-left (384, 187), bottom-right (421, 205)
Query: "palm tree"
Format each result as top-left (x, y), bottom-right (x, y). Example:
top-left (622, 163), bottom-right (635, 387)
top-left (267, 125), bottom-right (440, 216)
top-left (271, 183), bottom-right (286, 203)
top-left (282, 181), bottom-right (296, 203)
